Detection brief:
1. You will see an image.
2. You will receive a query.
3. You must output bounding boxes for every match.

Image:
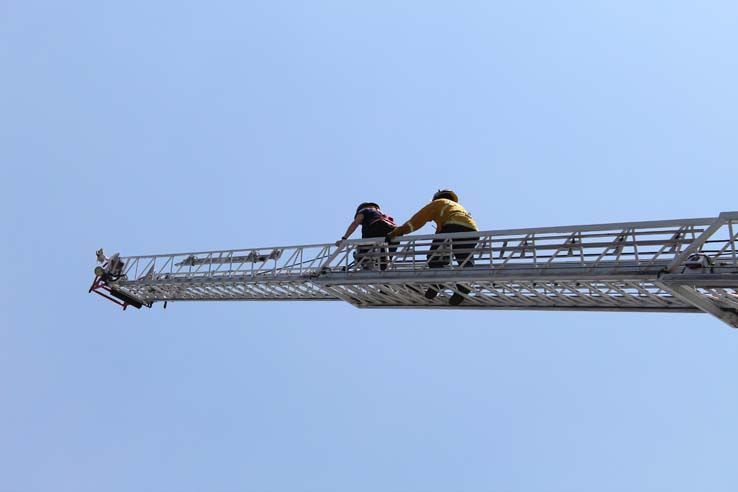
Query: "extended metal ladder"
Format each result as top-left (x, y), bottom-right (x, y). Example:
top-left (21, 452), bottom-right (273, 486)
top-left (90, 211), bottom-right (738, 328)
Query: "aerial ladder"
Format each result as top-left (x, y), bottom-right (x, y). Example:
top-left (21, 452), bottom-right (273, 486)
top-left (89, 212), bottom-right (738, 328)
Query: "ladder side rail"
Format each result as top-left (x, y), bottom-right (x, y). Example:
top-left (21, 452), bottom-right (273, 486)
top-left (490, 227), bottom-right (689, 269)
top-left (113, 214), bottom-right (718, 273)
top-left (162, 244), bottom-right (330, 280)
top-left (326, 224), bottom-right (709, 277)
top-left (114, 216), bottom-right (717, 281)
top-left (389, 216), bottom-right (715, 239)
top-left (119, 240), bottom-right (346, 261)
top-left (503, 226), bottom-right (694, 269)
top-left (321, 218), bottom-right (717, 275)
top-left (452, 227), bottom-right (686, 271)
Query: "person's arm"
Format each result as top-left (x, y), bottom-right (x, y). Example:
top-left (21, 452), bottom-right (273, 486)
top-left (388, 201), bottom-right (445, 237)
top-left (335, 214), bottom-right (363, 247)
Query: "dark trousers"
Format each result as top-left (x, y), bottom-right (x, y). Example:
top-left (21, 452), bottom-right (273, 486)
top-left (357, 221), bottom-right (396, 270)
top-left (427, 224), bottom-right (479, 269)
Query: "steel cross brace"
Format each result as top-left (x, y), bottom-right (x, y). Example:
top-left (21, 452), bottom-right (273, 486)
top-left (655, 281), bottom-right (738, 328)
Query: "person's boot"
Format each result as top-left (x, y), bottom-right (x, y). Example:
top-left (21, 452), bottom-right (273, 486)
top-left (449, 284), bottom-right (470, 306)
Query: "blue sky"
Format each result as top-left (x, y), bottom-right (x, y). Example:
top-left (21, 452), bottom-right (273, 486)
top-left (3, 1), bottom-right (738, 490)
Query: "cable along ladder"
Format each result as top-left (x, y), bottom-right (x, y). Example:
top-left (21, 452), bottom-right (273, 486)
top-left (90, 211), bottom-right (738, 328)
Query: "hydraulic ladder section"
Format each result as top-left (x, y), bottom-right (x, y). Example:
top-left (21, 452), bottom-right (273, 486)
top-left (90, 212), bottom-right (738, 328)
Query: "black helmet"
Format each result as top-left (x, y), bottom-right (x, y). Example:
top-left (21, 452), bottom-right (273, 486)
top-left (432, 189), bottom-right (459, 202)
top-left (356, 202), bottom-right (381, 214)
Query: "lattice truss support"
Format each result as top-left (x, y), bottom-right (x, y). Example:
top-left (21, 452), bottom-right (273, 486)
top-left (90, 212), bottom-right (738, 328)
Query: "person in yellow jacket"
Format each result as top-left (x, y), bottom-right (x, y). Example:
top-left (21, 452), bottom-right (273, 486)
top-left (387, 189), bottom-right (479, 305)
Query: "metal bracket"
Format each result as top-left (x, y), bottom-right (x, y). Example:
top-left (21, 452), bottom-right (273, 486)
top-left (666, 212), bottom-right (738, 273)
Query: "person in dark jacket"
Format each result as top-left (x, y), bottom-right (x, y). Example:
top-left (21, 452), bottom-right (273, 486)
top-left (336, 202), bottom-right (397, 270)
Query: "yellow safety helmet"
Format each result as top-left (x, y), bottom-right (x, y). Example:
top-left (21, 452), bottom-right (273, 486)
top-left (432, 189), bottom-right (459, 202)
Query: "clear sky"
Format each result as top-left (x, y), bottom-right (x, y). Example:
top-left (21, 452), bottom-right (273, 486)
top-left (3, 1), bottom-right (738, 490)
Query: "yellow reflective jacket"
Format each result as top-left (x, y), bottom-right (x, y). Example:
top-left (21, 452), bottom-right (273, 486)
top-left (391, 199), bottom-right (478, 236)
